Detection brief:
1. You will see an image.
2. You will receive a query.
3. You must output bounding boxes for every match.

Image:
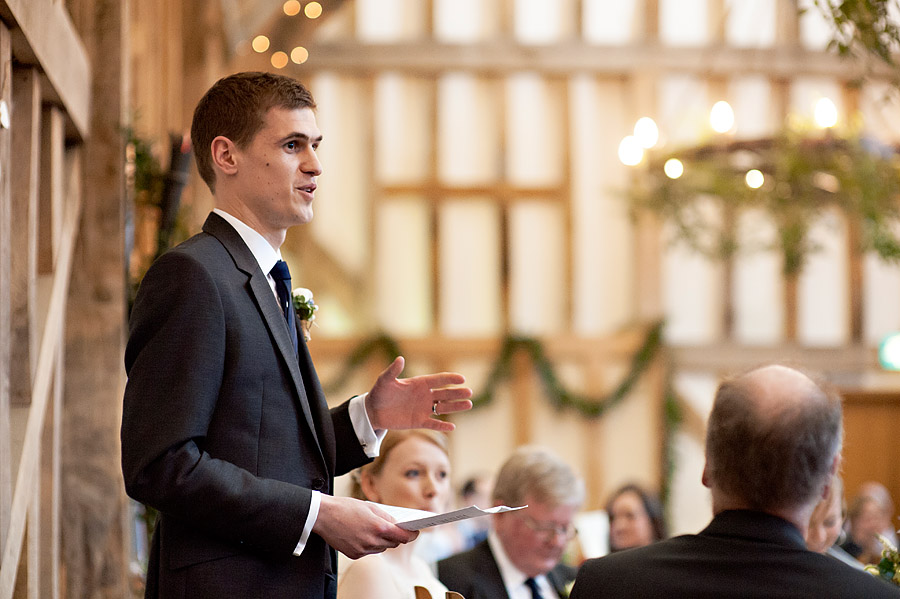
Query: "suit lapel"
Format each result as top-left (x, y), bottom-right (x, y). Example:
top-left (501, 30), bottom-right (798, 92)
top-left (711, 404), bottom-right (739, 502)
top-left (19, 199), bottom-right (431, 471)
top-left (202, 214), bottom-right (326, 466)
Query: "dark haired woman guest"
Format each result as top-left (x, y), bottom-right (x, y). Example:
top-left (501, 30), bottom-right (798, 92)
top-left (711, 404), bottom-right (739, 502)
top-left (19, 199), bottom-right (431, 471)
top-left (605, 483), bottom-right (667, 552)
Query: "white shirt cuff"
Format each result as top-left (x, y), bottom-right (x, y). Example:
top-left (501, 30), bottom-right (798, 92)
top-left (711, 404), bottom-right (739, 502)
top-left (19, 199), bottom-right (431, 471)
top-left (349, 393), bottom-right (385, 458)
top-left (293, 490), bottom-right (322, 556)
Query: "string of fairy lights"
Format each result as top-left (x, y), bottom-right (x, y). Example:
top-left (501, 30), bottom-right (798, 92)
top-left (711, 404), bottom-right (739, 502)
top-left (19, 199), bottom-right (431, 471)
top-left (617, 96), bottom-right (841, 187)
top-left (248, 0), bottom-right (323, 69)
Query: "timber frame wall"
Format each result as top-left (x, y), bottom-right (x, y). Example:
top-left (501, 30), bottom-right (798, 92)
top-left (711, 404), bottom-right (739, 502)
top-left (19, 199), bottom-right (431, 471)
top-left (0, 0), bottom-right (124, 597)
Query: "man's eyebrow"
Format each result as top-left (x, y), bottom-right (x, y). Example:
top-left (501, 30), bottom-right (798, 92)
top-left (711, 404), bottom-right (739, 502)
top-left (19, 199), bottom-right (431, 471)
top-left (280, 132), bottom-right (323, 144)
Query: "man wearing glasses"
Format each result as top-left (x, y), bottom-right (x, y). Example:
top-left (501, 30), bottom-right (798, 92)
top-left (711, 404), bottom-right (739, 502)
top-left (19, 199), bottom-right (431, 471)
top-left (438, 446), bottom-right (584, 599)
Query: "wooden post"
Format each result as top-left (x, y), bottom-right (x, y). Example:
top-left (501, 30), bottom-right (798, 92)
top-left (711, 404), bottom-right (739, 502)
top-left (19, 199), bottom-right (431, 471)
top-left (0, 19), bottom-right (11, 560)
top-left (10, 67), bottom-right (42, 407)
top-left (60, 0), bottom-right (131, 595)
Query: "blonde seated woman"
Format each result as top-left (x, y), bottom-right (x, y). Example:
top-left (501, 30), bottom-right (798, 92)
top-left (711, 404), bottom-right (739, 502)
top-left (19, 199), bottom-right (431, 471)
top-left (337, 430), bottom-right (454, 599)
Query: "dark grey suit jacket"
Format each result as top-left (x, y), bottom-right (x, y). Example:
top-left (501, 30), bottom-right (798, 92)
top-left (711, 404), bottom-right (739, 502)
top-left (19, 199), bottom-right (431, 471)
top-left (437, 538), bottom-right (577, 599)
top-left (571, 510), bottom-right (900, 599)
top-left (121, 213), bottom-right (371, 598)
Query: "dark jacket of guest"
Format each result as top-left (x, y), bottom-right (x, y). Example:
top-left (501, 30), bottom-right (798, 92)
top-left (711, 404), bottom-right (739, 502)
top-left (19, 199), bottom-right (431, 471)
top-left (571, 510), bottom-right (900, 598)
top-left (438, 539), bottom-right (576, 599)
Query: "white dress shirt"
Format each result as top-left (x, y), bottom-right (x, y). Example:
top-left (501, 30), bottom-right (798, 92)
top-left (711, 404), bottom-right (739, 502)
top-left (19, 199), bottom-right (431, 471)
top-left (487, 530), bottom-right (560, 599)
top-left (213, 209), bottom-right (384, 555)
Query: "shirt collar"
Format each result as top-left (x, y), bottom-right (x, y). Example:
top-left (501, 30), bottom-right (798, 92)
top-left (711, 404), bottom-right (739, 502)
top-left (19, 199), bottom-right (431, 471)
top-left (213, 208), bottom-right (281, 275)
top-left (487, 530), bottom-right (552, 597)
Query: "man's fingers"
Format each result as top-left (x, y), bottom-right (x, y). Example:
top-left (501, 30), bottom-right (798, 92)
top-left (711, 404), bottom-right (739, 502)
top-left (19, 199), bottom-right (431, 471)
top-left (379, 356), bottom-right (405, 381)
top-left (431, 388), bottom-right (473, 403)
top-left (416, 372), bottom-right (467, 387)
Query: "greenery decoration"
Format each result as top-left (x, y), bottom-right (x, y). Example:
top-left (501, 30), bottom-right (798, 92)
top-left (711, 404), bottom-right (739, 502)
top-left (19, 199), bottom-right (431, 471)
top-left (630, 131), bottom-right (900, 275)
top-left (808, 0), bottom-right (900, 85)
top-left (323, 322), bottom-right (665, 419)
top-left (865, 534), bottom-right (900, 586)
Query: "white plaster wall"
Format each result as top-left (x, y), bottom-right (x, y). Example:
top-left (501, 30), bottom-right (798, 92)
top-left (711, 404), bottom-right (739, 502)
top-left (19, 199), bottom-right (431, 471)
top-left (583, 0), bottom-right (639, 45)
top-left (375, 198), bottom-right (432, 335)
top-left (514, 0), bottom-right (576, 44)
top-left (356, 0), bottom-right (427, 41)
top-left (797, 209), bottom-right (850, 347)
top-left (374, 74), bottom-right (431, 184)
top-left (506, 73), bottom-right (564, 187)
top-left (509, 201), bottom-right (567, 335)
top-left (434, 0), bottom-right (500, 42)
top-left (437, 73), bottom-right (500, 185)
top-left (733, 209), bottom-right (785, 345)
top-left (439, 201), bottom-right (503, 336)
top-left (668, 371), bottom-right (718, 534)
top-left (309, 74), bottom-right (369, 275)
top-left (570, 76), bottom-right (634, 336)
top-left (659, 0), bottom-right (709, 47)
top-left (725, 0), bottom-right (776, 48)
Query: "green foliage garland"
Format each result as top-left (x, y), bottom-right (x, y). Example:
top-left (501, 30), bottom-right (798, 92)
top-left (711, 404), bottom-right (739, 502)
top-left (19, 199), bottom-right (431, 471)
top-left (323, 323), bottom-right (665, 419)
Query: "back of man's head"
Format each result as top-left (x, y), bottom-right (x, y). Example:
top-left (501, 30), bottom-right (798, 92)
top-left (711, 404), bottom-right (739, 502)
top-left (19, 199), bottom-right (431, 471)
top-left (492, 445), bottom-right (585, 509)
top-left (191, 71), bottom-right (316, 192)
top-left (704, 364), bottom-right (842, 513)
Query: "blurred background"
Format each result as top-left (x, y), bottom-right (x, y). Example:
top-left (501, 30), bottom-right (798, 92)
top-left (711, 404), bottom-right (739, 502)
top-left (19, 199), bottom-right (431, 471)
top-left (4, 0), bottom-right (900, 596)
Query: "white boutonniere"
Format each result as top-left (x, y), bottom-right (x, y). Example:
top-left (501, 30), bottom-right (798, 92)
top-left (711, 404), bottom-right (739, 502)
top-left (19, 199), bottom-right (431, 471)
top-left (291, 287), bottom-right (318, 341)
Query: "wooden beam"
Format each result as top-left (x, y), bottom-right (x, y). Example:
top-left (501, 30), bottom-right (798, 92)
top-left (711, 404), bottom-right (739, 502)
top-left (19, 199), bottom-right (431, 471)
top-left (10, 67), bottom-right (41, 407)
top-left (294, 41), bottom-right (883, 81)
top-left (671, 342), bottom-right (879, 374)
top-left (0, 19), bottom-right (10, 560)
top-left (0, 0), bottom-right (91, 138)
top-left (39, 107), bottom-right (64, 275)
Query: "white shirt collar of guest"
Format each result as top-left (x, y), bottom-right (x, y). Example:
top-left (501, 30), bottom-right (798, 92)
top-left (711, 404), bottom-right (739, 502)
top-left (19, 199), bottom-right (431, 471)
top-left (487, 530), bottom-right (558, 599)
top-left (213, 209), bottom-right (282, 277)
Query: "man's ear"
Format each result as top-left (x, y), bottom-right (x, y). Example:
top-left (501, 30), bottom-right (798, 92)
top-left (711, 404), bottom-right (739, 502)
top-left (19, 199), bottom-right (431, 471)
top-left (701, 463), bottom-right (710, 489)
top-left (211, 136), bottom-right (239, 176)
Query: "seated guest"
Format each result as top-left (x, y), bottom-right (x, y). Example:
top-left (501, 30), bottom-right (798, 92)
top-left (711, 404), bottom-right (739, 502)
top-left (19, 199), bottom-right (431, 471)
top-left (338, 430), bottom-right (452, 599)
top-left (570, 364), bottom-right (900, 598)
top-left (842, 481), bottom-right (898, 564)
top-left (842, 492), bottom-right (893, 564)
top-left (605, 483), bottom-right (667, 552)
top-left (807, 475), bottom-right (864, 569)
top-left (438, 446), bottom-right (585, 599)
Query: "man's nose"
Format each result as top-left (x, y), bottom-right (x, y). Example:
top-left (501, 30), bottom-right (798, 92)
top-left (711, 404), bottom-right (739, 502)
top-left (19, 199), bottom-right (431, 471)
top-left (302, 150), bottom-right (322, 176)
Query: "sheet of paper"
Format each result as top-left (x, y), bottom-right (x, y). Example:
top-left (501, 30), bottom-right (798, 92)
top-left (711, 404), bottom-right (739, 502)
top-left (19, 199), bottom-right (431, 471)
top-left (369, 502), bottom-right (527, 531)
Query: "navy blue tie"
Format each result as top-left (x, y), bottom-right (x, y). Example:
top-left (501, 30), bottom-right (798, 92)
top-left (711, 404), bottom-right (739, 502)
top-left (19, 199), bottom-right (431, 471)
top-left (270, 260), bottom-right (299, 356)
top-left (525, 578), bottom-right (544, 599)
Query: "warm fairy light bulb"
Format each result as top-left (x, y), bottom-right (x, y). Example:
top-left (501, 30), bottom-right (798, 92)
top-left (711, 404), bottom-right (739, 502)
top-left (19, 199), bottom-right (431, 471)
top-left (745, 169), bottom-right (764, 189)
top-left (618, 136), bottom-right (644, 166)
top-left (710, 101), bottom-right (735, 134)
top-left (664, 158), bottom-right (684, 179)
top-left (271, 51), bottom-right (289, 69)
top-left (252, 35), bottom-right (270, 53)
top-left (634, 117), bottom-right (659, 149)
top-left (291, 46), bottom-right (309, 64)
top-left (305, 2), bottom-right (323, 18)
top-left (815, 97), bottom-right (838, 129)
top-left (283, 0), bottom-right (301, 16)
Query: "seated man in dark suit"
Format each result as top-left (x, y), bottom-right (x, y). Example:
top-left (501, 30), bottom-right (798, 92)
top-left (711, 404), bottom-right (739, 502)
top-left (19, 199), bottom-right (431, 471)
top-left (571, 364), bottom-right (900, 598)
top-left (438, 446), bottom-right (584, 599)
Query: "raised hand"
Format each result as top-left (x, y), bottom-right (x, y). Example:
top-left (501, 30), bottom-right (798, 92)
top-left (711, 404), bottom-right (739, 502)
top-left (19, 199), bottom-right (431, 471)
top-left (365, 356), bottom-right (473, 432)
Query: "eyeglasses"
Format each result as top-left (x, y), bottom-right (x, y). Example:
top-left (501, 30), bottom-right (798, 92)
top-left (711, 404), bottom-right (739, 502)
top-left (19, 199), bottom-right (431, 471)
top-left (519, 514), bottom-right (577, 541)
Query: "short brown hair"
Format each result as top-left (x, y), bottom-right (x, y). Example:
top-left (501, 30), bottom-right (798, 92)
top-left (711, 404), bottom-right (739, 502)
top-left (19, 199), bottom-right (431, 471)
top-left (705, 366), bottom-right (843, 512)
top-left (492, 446), bottom-right (584, 508)
top-left (190, 71), bottom-right (316, 191)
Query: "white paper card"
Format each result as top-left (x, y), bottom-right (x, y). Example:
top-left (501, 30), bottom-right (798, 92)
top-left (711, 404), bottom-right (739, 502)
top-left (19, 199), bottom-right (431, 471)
top-left (369, 502), bottom-right (527, 531)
